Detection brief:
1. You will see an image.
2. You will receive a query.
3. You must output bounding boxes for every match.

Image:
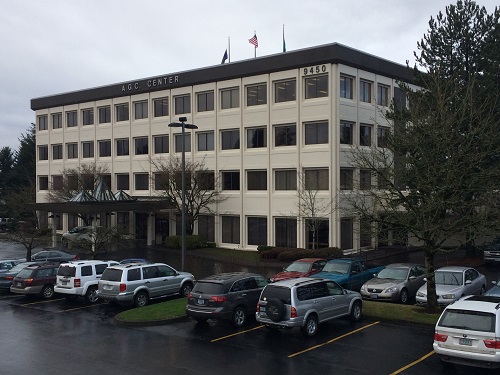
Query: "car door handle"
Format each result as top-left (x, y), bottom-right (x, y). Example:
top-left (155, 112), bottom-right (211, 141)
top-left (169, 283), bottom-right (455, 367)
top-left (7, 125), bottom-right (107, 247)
top-left (241, 293), bottom-right (247, 297)
top-left (314, 300), bottom-right (318, 304)
top-left (145, 281), bottom-right (151, 284)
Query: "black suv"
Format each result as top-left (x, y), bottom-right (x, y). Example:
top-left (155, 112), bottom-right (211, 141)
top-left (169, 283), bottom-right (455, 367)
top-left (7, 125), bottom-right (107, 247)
top-left (10, 262), bottom-right (59, 299)
top-left (186, 272), bottom-right (269, 328)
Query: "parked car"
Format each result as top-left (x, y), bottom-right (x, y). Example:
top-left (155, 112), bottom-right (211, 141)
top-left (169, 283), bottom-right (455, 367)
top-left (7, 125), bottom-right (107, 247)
top-left (119, 258), bottom-right (148, 264)
top-left (54, 260), bottom-right (119, 303)
top-left (433, 295), bottom-right (500, 369)
top-left (360, 263), bottom-right (426, 304)
top-left (10, 262), bottom-right (59, 299)
top-left (270, 258), bottom-right (327, 282)
top-left (0, 259), bottom-right (22, 273)
top-left (97, 262), bottom-right (195, 307)
top-left (186, 272), bottom-right (269, 328)
top-left (482, 237), bottom-right (500, 263)
top-left (484, 280), bottom-right (500, 297)
top-left (256, 277), bottom-right (362, 337)
top-left (0, 261), bottom-right (39, 291)
top-left (416, 266), bottom-right (486, 307)
top-left (61, 226), bottom-right (96, 247)
top-left (31, 250), bottom-right (78, 263)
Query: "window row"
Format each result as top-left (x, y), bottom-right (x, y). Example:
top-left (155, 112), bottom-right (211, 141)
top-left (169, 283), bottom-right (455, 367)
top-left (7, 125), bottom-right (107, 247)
top-left (340, 75), bottom-right (391, 106)
top-left (340, 121), bottom-right (389, 147)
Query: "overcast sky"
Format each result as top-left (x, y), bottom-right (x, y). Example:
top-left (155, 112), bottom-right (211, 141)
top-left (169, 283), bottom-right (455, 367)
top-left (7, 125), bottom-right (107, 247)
top-left (1, 0), bottom-right (497, 151)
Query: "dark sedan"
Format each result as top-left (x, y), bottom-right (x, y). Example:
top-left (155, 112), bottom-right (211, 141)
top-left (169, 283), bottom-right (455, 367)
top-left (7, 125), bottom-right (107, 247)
top-left (31, 250), bottom-right (78, 263)
top-left (0, 261), bottom-right (39, 291)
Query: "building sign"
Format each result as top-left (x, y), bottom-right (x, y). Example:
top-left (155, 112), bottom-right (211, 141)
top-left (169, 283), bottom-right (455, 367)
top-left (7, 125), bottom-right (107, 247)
top-left (121, 75), bottom-right (180, 92)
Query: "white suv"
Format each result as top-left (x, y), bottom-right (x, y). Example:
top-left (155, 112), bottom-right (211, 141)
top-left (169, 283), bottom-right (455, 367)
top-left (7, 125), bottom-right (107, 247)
top-left (434, 295), bottom-right (500, 369)
top-left (54, 260), bottom-right (118, 303)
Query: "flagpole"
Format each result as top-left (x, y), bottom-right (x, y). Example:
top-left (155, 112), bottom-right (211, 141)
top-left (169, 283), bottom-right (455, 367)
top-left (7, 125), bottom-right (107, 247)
top-left (282, 24), bottom-right (286, 52)
top-left (228, 37), bottom-right (231, 63)
top-left (254, 30), bottom-right (256, 58)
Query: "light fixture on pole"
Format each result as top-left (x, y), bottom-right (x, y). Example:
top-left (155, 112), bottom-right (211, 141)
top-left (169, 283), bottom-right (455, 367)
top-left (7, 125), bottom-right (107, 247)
top-left (168, 116), bottom-right (198, 271)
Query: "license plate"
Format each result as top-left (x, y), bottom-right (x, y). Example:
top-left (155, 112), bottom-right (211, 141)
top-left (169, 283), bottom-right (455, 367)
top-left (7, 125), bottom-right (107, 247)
top-left (459, 338), bottom-right (472, 346)
top-left (260, 306), bottom-right (266, 312)
top-left (17, 282), bottom-right (22, 287)
top-left (62, 281), bottom-right (68, 285)
top-left (197, 299), bottom-right (205, 305)
top-left (370, 294), bottom-right (378, 299)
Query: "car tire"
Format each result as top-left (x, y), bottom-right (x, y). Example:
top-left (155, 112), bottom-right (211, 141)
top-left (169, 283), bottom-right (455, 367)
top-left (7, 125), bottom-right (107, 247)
top-left (41, 285), bottom-right (54, 299)
top-left (84, 286), bottom-right (99, 304)
top-left (180, 282), bottom-right (193, 297)
top-left (399, 288), bottom-right (409, 304)
top-left (349, 301), bottom-right (362, 322)
top-left (266, 298), bottom-right (285, 322)
top-left (231, 306), bottom-right (247, 328)
top-left (134, 291), bottom-right (149, 307)
top-left (300, 315), bottom-right (318, 337)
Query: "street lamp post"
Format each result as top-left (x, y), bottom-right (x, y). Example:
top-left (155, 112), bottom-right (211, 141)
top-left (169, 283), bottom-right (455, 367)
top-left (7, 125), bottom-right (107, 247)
top-left (168, 117), bottom-right (198, 271)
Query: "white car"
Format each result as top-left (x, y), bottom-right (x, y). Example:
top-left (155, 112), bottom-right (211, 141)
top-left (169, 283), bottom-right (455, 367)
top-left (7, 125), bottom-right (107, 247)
top-left (416, 266), bottom-right (486, 307)
top-left (434, 295), bottom-right (500, 369)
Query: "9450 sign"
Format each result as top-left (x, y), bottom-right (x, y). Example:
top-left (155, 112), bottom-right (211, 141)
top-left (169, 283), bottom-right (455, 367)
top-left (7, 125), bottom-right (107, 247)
top-left (303, 65), bottom-right (327, 75)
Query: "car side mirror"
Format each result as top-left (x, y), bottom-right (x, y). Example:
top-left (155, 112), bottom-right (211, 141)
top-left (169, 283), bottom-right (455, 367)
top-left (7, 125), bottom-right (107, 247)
top-left (409, 276), bottom-right (416, 281)
top-left (465, 280), bottom-right (472, 285)
top-left (492, 281), bottom-right (498, 286)
top-left (423, 277), bottom-right (427, 282)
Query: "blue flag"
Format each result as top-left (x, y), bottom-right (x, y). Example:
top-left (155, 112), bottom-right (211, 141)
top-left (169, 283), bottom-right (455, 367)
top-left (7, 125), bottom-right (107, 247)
top-left (221, 49), bottom-right (228, 64)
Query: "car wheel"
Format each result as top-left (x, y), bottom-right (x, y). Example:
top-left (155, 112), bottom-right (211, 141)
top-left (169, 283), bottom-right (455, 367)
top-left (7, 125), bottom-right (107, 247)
top-left (300, 315), bottom-right (318, 337)
top-left (84, 286), bottom-right (99, 304)
top-left (134, 291), bottom-right (149, 307)
top-left (231, 306), bottom-right (247, 328)
top-left (266, 298), bottom-right (285, 322)
top-left (349, 301), bottom-right (362, 322)
top-left (399, 288), bottom-right (409, 304)
top-left (41, 285), bottom-right (54, 299)
top-left (180, 282), bottom-right (193, 297)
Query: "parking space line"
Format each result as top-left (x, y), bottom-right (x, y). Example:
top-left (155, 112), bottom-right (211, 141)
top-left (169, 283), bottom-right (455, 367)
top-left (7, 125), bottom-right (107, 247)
top-left (210, 325), bottom-right (264, 342)
top-left (389, 350), bottom-right (435, 375)
top-left (59, 303), bottom-right (106, 312)
top-left (288, 321), bottom-right (380, 358)
top-left (20, 298), bottom-right (65, 306)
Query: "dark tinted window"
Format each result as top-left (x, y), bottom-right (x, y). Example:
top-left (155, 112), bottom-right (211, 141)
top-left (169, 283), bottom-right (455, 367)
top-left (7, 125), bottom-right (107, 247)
top-left (142, 266), bottom-right (160, 279)
top-left (254, 276), bottom-right (269, 288)
top-left (101, 268), bottom-right (123, 282)
top-left (58, 266), bottom-right (76, 277)
top-left (158, 265), bottom-right (176, 277)
top-left (260, 285), bottom-right (291, 304)
top-left (439, 309), bottom-right (496, 333)
top-left (127, 268), bottom-right (141, 281)
top-left (81, 266), bottom-right (92, 277)
top-left (95, 264), bottom-right (107, 275)
top-left (192, 281), bottom-right (226, 295)
top-left (230, 277), bottom-right (258, 292)
top-left (297, 282), bottom-right (328, 300)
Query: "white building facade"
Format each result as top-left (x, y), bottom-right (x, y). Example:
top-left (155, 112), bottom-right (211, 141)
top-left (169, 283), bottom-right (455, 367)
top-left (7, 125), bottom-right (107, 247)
top-left (31, 43), bottom-right (411, 251)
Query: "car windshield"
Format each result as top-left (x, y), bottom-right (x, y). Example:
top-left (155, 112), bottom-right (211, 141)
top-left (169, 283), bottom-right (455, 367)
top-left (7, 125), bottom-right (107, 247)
top-left (285, 262), bottom-right (311, 273)
top-left (192, 282), bottom-right (226, 295)
top-left (322, 262), bottom-right (350, 274)
top-left (377, 268), bottom-right (408, 280)
top-left (101, 268), bottom-right (123, 282)
top-left (435, 271), bottom-right (463, 286)
top-left (438, 309), bottom-right (495, 332)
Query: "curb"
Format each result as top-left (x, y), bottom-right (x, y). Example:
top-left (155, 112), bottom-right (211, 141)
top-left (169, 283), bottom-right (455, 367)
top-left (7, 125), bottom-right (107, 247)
top-left (114, 315), bottom-right (190, 327)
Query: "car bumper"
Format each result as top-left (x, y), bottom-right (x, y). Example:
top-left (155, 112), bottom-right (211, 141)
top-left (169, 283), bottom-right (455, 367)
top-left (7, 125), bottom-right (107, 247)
top-left (360, 290), bottom-right (399, 301)
top-left (0, 281), bottom-right (13, 290)
top-left (10, 285), bottom-right (43, 295)
top-left (185, 305), bottom-right (232, 321)
top-left (434, 343), bottom-right (500, 368)
top-left (97, 291), bottom-right (134, 303)
top-left (415, 296), bottom-right (455, 307)
top-left (54, 286), bottom-right (84, 296)
top-left (255, 313), bottom-right (304, 328)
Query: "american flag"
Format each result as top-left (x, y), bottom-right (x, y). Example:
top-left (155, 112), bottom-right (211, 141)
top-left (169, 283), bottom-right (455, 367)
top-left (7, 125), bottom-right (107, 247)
top-left (248, 34), bottom-right (258, 48)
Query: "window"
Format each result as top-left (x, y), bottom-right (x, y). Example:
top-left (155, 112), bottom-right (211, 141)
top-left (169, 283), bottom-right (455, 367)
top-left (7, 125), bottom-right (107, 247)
top-left (197, 171), bottom-right (215, 190)
top-left (38, 145), bottom-right (48, 160)
top-left (275, 218), bottom-right (297, 248)
top-left (98, 106), bottom-right (111, 124)
top-left (116, 138), bottom-right (129, 156)
top-left (274, 79), bottom-right (296, 102)
top-left (377, 127), bottom-right (389, 147)
top-left (341, 218), bottom-right (353, 250)
top-left (134, 174), bottom-right (149, 190)
top-left (275, 169), bottom-right (296, 190)
top-left (306, 219), bottom-right (329, 249)
top-left (38, 115), bottom-right (48, 131)
top-left (221, 87), bottom-right (239, 109)
top-left (247, 127), bottom-right (266, 148)
top-left (221, 216), bottom-right (240, 244)
top-left (340, 121), bottom-right (353, 145)
top-left (340, 168), bottom-right (354, 190)
top-left (174, 94), bottom-right (190, 115)
top-left (221, 129), bottom-right (240, 150)
top-left (134, 101), bottom-right (148, 120)
top-left (340, 75), bottom-right (353, 99)
top-left (304, 169), bottom-right (328, 190)
top-left (360, 124), bottom-right (372, 146)
top-left (39, 176), bottom-right (49, 190)
top-left (305, 121), bottom-right (328, 145)
top-left (275, 124), bottom-right (296, 146)
top-left (134, 137), bottom-right (149, 155)
top-left (52, 175), bottom-right (63, 190)
top-left (66, 143), bottom-right (78, 159)
top-left (197, 132), bottom-right (214, 151)
top-left (305, 74), bottom-right (328, 99)
top-left (247, 84), bottom-right (267, 106)
top-left (153, 97), bottom-right (168, 117)
top-left (82, 141), bottom-right (94, 158)
top-left (197, 91), bottom-right (214, 112)
top-left (174, 134), bottom-right (191, 152)
top-left (153, 135), bottom-right (169, 154)
top-left (248, 217), bottom-right (267, 245)
top-left (197, 215), bottom-right (215, 242)
top-left (67, 175), bottom-right (78, 190)
top-left (377, 169), bottom-right (391, 189)
top-left (116, 174), bottom-right (129, 190)
top-left (116, 103), bottom-right (129, 122)
top-left (222, 171), bottom-right (240, 190)
top-left (154, 173), bottom-right (168, 190)
top-left (247, 171), bottom-right (267, 190)
top-left (52, 113), bottom-right (62, 129)
top-left (360, 80), bottom-right (372, 103)
top-left (377, 84), bottom-right (389, 106)
top-left (360, 219), bottom-right (372, 247)
top-left (66, 111), bottom-right (77, 127)
top-left (98, 140), bottom-right (111, 157)
top-left (52, 144), bottom-right (63, 160)
top-left (82, 108), bottom-right (94, 125)
top-left (360, 169), bottom-right (372, 190)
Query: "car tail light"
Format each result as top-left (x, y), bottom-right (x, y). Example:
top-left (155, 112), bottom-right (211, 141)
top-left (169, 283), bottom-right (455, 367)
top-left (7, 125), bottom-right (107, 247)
top-left (291, 306), bottom-right (297, 318)
top-left (74, 279), bottom-right (81, 287)
top-left (73, 255), bottom-right (78, 260)
top-left (210, 296), bottom-right (227, 303)
top-left (24, 278), bottom-right (33, 285)
top-left (5, 276), bottom-right (13, 280)
top-left (484, 339), bottom-right (500, 349)
top-left (119, 283), bottom-right (126, 292)
top-left (434, 333), bottom-right (448, 342)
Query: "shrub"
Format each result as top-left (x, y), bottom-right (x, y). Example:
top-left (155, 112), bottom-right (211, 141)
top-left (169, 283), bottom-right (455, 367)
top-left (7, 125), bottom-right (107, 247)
top-left (165, 235), bottom-right (207, 250)
top-left (257, 245), bottom-right (274, 252)
top-left (260, 247), bottom-right (299, 260)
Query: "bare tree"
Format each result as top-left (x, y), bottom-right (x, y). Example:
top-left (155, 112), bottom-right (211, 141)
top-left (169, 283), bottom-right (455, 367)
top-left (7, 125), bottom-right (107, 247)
top-left (67, 226), bottom-right (127, 260)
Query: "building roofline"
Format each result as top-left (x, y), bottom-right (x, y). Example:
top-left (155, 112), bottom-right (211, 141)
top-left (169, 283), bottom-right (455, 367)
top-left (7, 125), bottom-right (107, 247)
top-left (31, 42), bottom-right (414, 111)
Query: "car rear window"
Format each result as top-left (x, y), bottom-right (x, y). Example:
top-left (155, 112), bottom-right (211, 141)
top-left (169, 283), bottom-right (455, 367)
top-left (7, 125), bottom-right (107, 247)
top-left (58, 266), bottom-right (76, 277)
top-left (438, 309), bottom-right (496, 333)
top-left (192, 281), bottom-right (226, 295)
top-left (101, 268), bottom-right (123, 282)
top-left (260, 285), bottom-right (291, 304)
top-left (95, 264), bottom-right (107, 275)
top-left (16, 269), bottom-right (34, 278)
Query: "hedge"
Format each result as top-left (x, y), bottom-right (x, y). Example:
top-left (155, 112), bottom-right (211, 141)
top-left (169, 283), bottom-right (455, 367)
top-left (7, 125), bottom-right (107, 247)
top-left (164, 235), bottom-right (208, 249)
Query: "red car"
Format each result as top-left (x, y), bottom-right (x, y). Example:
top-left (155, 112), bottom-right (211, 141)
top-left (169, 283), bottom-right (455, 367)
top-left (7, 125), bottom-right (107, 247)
top-left (270, 258), bottom-right (327, 282)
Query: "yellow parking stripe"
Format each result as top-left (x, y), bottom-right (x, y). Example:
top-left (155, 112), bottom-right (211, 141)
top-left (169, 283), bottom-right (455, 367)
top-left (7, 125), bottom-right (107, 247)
top-left (211, 325), bottom-right (264, 342)
top-left (389, 350), bottom-right (435, 375)
top-left (288, 321), bottom-right (380, 358)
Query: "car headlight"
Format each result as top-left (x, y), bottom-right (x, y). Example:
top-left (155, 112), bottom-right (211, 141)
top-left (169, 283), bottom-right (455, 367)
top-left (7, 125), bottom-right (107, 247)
top-left (385, 287), bottom-right (397, 293)
top-left (416, 291), bottom-right (425, 297)
top-left (360, 284), bottom-right (367, 291)
top-left (441, 294), bottom-right (455, 299)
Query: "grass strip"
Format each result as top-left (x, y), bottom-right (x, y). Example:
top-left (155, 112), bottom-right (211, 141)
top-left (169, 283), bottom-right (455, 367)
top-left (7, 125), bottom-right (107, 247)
top-left (115, 297), bottom-right (187, 322)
